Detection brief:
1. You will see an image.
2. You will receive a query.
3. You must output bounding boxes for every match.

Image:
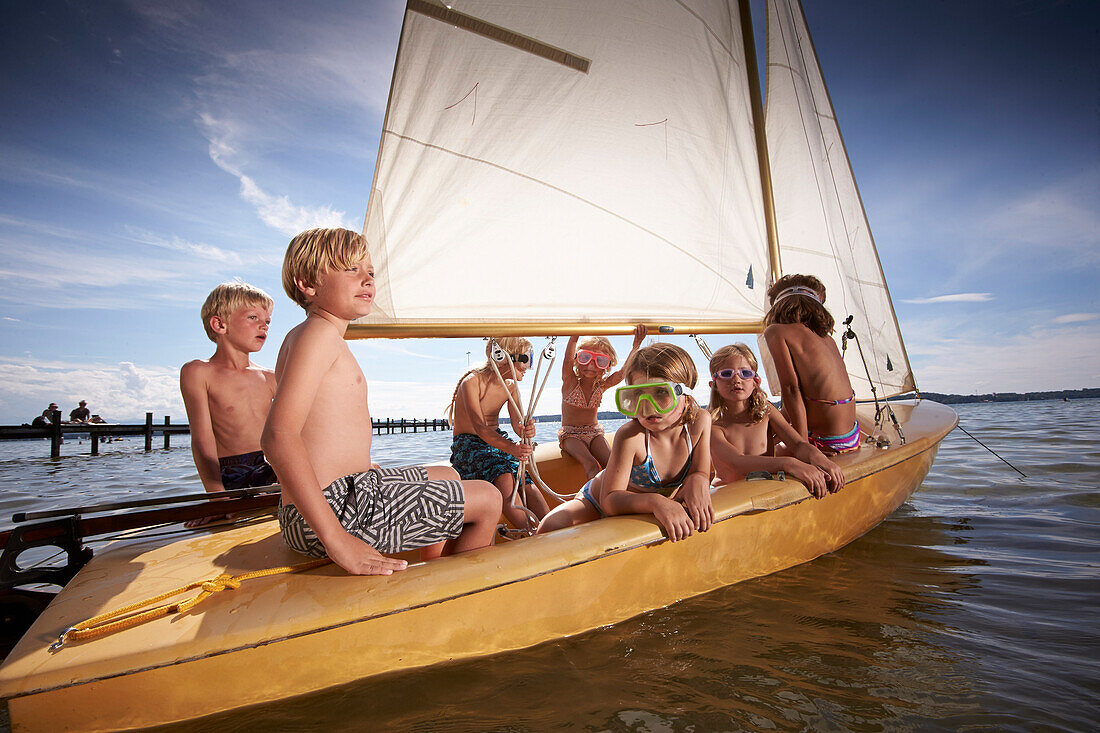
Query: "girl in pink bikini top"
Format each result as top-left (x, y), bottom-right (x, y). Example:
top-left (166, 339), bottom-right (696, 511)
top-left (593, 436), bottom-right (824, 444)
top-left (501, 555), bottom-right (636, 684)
top-left (558, 326), bottom-right (646, 479)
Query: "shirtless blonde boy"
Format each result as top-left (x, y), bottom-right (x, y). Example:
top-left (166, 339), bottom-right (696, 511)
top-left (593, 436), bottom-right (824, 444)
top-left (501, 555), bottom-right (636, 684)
top-left (180, 281), bottom-right (278, 527)
top-left (262, 228), bottom-right (501, 575)
top-left (448, 339), bottom-right (549, 530)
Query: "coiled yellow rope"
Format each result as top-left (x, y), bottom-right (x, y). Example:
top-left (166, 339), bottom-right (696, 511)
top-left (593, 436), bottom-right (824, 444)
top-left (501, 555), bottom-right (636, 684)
top-left (49, 558), bottom-right (331, 651)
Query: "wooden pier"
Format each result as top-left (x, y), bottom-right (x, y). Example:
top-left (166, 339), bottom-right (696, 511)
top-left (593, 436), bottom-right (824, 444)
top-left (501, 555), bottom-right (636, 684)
top-left (0, 412), bottom-right (451, 456)
top-left (371, 418), bottom-right (451, 435)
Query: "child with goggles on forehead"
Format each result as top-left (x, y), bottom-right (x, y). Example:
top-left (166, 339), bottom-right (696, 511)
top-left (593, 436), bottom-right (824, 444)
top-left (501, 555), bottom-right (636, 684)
top-left (449, 337), bottom-right (550, 528)
top-left (708, 344), bottom-right (844, 499)
top-left (558, 326), bottom-right (647, 480)
top-left (763, 274), bottom-right (860, 455)
top-left (538, 342), bottom-right (713, 542)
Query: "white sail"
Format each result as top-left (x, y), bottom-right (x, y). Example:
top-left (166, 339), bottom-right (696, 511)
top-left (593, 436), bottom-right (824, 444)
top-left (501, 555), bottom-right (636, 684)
top-left (763, 0), bottom-right (915, 399)
top-left (356, 0), bottom-right (769, 335)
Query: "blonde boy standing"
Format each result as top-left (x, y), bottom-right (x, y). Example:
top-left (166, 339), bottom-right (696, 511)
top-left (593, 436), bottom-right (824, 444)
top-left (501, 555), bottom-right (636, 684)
top-left (180, 281), bottom-right (279, 527)
top-left (263, 228), bottom-right (501, 575)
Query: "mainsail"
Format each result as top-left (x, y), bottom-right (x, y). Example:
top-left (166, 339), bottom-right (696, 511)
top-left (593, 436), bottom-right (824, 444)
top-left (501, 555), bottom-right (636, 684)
top-left (352, 0), bottom-right (915, 400)
top-left (763, 0), bottom-right (916, 398)
top-left (354, 0), bottom-right (769, 336)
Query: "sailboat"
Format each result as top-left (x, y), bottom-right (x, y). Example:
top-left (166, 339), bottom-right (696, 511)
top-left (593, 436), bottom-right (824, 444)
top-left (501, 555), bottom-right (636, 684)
top-left (0, 1), bottom-right (956, 730)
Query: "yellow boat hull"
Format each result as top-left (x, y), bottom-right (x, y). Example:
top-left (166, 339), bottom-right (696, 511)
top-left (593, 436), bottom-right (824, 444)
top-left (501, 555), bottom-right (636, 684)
top-left (0, 400), bottom-right (956, 731)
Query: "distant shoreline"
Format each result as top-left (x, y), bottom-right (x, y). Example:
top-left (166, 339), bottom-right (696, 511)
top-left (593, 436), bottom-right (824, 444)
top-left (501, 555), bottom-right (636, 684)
top-left (907, 388), bottom-right (1100, 405)
top-left (510, 388), bottom-right (1100, 423)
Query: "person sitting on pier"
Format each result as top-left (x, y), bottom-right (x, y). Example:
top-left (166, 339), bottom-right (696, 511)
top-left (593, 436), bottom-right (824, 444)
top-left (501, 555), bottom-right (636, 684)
top-left (265, 228), bottom-right (501, 574)
top-left (69, 400), bottom-right (91, 423)
top-left (180, 281), bottom-right (279, 528)
top-left (448, 338), bottom-right (549, 532)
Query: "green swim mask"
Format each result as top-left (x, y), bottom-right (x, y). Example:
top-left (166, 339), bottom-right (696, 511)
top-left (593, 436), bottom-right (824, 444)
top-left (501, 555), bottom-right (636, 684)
top-left (615, 381), bottom-right (685, 417)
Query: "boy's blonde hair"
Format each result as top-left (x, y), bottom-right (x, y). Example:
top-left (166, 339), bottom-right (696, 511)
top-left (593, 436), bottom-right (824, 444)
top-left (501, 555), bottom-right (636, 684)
top-left (622, 342), bottom-right (699, 426)
top-left (282, 228), bottom-right (369, 309)
top-left (708, 344), bottom-right (768, 424)
top-left (764, 273), bottom-right (835, 337)
top-left (200, 281), bottom-right (274, 342)
top-left (574, 336), bottom-right (618, 377)
top-left (446, 337), bottom-right (534, 420)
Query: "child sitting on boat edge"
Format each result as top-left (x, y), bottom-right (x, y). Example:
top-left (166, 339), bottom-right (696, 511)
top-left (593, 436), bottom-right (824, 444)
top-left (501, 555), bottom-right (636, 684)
top-left (263, 227), bottom-right (501, 575)
top-left (537, 342), bottom-right (713, 541)
top-left (558, 326), bottom-right (646, 480)
top-left (448, 338), bottom-right (549, 531)
top-left (763, 274), bottom-right (861, 455)
top-left (179, 281), bottom-right (278, 528)
top-left (708, 343), bottom-right (843, 499)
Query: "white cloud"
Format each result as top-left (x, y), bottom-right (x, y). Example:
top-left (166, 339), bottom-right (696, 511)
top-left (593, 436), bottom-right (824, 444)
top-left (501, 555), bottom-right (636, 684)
top-left (197, 114), bottom-right (354, 236)
top-left (901, 315), bottom-right (1100, 395)
top-left (0, 242), bottom-right (183, 292)
top-left (1052, 313), bottom-right (1098, 324)
top-left (984, 169), bottom-right (1100, 254)
top-left (237, 175), bottom-right (352, 236)
top-left (902, 293), bottom-right (994, 304)
top-left (350, 340), bottom-right (458, 363)
top-left (367, 380), bottom-right (460, 419)
top-left (0, 357), bottom-right (183, 424)
top-left (125, 227), bottom-right (244, 265)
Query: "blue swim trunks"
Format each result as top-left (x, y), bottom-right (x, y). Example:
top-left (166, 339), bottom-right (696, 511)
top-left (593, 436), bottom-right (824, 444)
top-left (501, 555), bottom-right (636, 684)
top-left (450, 429), bottom-right (533, 485)
top-left (219, 450), bottom-right (278, 490)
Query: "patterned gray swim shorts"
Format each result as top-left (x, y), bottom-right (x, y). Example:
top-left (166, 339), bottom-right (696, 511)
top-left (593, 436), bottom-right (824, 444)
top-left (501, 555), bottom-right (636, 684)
top-left (279, 466), bottom-right (465, 558)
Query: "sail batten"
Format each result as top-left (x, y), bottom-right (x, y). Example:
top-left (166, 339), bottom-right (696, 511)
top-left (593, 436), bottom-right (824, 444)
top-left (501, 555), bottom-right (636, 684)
top-left (408, 0), bottom-right (592, 73)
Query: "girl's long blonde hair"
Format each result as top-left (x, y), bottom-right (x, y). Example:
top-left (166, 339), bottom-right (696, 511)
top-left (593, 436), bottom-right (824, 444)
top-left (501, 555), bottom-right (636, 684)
top-left (621, 342), bottom-right (699, 426)
top-left (708, 344), bottom-right (768, 424)
top-left (446, 337), bottom-right (533, 421)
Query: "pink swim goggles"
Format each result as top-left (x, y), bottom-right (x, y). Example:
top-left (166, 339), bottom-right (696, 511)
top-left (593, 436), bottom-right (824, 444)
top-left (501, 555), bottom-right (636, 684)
top-left (575, 350), bottom-right (611, 369)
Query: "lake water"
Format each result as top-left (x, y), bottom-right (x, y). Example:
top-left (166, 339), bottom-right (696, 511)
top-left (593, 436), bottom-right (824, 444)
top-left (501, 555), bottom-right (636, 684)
top-left (1, 400), bottom-right (1097, 731)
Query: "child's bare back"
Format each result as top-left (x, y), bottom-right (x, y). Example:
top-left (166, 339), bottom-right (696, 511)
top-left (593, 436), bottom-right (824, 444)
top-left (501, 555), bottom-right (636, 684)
top-left (451, 371), bottom-right (514, 437)
top-left (762, 274), bottom-right (858, 453)
top-left (764, 321), bottom-right (855, 438)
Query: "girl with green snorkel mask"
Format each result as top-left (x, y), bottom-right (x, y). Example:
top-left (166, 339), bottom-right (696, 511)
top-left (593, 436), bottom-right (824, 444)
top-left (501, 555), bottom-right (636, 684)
top-left (537, 342), bottom-right (713, 542)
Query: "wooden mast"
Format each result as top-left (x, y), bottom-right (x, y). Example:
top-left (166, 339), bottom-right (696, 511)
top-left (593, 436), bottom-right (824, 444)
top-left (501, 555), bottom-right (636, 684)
top-left (738, 0), bottom-right (782, 287)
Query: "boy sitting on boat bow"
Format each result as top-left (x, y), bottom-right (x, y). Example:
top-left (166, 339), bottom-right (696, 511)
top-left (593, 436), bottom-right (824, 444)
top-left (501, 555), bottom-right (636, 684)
top-left (180, 281), bottom-right (279, 527)
top-left (263, 228), bottom-right (501, 575)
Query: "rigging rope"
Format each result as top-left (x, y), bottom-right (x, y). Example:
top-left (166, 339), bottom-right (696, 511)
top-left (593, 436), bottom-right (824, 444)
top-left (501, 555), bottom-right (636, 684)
top-left (485, 338), bottom-right (562, 532)
top-left (841, 315), bottom-right (905, 445)
top-left (49, 558), bottom-right (331, 650)
top-left (954, 424), bottom-right (1028, 478)
top-left (691, 334), bottom-right (713, 361)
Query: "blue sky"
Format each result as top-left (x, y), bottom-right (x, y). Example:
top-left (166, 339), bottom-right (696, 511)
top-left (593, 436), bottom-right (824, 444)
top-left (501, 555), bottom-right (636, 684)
top-left (0, 0), bottom-right (1097, 424)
